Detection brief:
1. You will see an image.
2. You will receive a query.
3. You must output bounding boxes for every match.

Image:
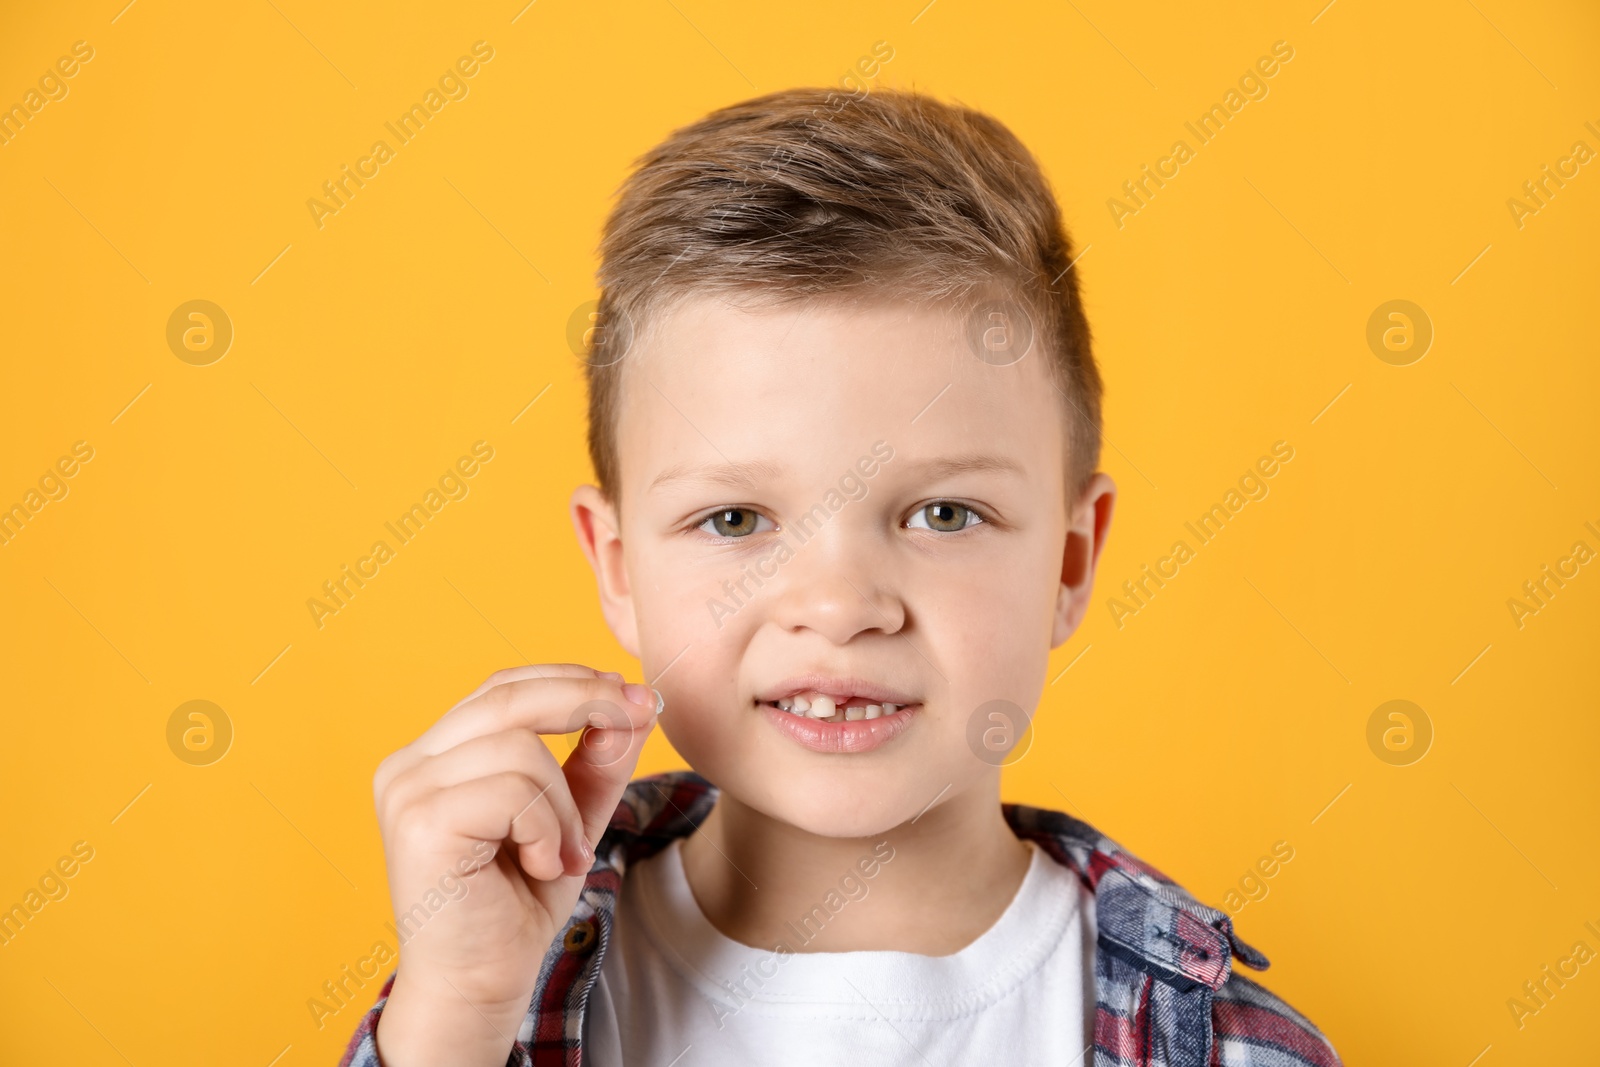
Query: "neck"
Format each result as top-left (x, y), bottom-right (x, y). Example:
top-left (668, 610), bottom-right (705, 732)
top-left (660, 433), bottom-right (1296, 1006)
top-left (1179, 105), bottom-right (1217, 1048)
top-left (678, 778), bottom-right (1033, 955)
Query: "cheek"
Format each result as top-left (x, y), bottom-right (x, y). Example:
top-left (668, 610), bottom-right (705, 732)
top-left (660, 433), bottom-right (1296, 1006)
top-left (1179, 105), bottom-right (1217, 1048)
top-left (921, 540), bottom-right (1058, 685)
top-left (625, 560), bottom-right (749, 736)
top-left (648, 649), bottom-right (759, 785)
top-left (630, 548), bottom-right (743, 662)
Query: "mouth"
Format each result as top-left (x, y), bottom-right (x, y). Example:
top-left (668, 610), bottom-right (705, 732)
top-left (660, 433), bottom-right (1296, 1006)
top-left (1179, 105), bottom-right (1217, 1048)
top-left (754, 677), bottom-right (921, 754)
top-left (758, 691), bottom-right (916, 723)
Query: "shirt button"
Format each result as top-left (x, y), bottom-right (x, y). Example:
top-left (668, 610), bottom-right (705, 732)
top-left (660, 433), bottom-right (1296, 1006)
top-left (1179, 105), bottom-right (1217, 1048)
top-left (563, 918), bottom-right (598, 954)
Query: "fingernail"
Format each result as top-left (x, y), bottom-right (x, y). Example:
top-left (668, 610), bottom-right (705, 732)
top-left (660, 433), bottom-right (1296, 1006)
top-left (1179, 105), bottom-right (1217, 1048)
top-left (601, 670), bottom-right (623, 682)
top-left (580, 835), bottom-right (593, 861)
top-left (653, 688), bottom-right (665, 717)
top-left (622, 682), bottom-right (654, 706)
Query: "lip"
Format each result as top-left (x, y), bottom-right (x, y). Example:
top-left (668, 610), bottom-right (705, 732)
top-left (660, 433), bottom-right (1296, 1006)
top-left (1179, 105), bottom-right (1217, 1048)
top-left (760, 702), bottom-right (919, 754)
top-left (754, 674), bottom-right (919, 707)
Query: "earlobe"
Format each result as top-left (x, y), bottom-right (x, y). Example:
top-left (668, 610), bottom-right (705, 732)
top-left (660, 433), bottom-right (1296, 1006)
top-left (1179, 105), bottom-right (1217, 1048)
top-left (1052, 472), bottom-right (1117, 648)
top-left (569, 484), bottom-right (641, 658)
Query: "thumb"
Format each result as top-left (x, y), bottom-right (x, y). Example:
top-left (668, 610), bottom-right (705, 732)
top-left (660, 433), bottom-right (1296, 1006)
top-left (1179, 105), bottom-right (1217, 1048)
top-left (561, 692), bottom-right (660, 847)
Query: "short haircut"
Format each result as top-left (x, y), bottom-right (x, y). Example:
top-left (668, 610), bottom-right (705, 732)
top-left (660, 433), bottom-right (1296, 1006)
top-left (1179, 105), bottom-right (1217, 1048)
top-left (583, 86), bottom-right (1102, 508)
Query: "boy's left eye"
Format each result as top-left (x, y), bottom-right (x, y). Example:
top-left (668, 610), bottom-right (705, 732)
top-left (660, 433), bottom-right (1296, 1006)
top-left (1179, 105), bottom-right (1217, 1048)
top-left (698, 508), bottom-right (774, 538)
top-left (907, 502), bottom-right (984, 533)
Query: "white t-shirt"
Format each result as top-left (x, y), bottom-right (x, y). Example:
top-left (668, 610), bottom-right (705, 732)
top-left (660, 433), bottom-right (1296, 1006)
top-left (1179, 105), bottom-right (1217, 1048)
top-left (584, 836), bottom-right (1096, 1065)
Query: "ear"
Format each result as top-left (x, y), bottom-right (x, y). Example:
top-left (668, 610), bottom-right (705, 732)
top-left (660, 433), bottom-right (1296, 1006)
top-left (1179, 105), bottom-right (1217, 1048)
top-left (1052, 471), bottom-right (1116, 648)
top-left (569, 484), bottom-right (641, 659)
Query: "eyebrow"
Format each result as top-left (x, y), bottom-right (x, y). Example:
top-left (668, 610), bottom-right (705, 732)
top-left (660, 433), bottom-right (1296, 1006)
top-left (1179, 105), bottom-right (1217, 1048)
top-left (647, 453), bottom-right (1025, 493)
top-left (901, 454), bottom-right (1026, 481)
top-left (649, 457), bottom-right (788, 494)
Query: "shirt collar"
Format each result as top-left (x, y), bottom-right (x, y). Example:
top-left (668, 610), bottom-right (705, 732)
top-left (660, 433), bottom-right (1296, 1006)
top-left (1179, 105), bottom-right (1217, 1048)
top-left (594, 768), bottom-right (1270, 994)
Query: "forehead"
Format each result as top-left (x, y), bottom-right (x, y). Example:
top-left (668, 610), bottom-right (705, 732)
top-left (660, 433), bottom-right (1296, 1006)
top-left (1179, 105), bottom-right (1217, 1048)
top-left (614, 293), bottom-right (1065, 498)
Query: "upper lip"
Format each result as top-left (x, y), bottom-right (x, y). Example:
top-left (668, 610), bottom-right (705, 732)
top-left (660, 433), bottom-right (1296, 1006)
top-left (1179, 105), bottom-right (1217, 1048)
top-left (755, 674), bottom-right (920, 706)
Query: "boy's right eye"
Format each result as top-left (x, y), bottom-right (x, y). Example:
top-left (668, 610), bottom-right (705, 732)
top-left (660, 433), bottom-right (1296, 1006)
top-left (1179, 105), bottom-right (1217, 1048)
top-left (698, 507), bottom-right (774, 538)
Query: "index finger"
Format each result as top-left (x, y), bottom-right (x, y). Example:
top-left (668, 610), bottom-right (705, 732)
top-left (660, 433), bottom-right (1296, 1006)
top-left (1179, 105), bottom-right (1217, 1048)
top-left (446, 663), bottom-right (622, 713)
top-left (417, 675), bottom-right (660, 756)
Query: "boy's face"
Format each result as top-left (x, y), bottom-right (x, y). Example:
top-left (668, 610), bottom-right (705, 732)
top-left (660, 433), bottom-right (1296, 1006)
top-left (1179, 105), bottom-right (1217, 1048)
top-left (572, 293), bottom-right (1113, 838)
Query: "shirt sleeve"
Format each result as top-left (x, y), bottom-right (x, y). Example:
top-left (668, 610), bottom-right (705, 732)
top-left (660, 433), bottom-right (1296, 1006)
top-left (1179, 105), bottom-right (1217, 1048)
top-left (336, 969), bottom-right (536, 1067)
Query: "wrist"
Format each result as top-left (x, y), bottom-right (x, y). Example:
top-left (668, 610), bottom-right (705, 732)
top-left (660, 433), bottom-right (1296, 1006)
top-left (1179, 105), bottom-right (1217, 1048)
top-left (373, 970), bottom-right (527, 1067)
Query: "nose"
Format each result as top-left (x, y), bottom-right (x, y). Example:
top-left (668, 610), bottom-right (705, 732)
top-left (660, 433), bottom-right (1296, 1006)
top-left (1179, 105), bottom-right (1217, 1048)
top-left (766, 522), bottom-right (906, 644)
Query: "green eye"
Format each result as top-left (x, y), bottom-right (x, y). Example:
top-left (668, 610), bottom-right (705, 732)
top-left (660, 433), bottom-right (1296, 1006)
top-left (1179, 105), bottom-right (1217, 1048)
top-left (908, 502), bottom-right (983, 533)
top-left (699, 508), bottom-right (771, 538)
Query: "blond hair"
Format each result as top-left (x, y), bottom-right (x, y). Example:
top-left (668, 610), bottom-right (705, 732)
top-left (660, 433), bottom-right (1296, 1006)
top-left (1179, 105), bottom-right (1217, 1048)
top-left (584, 86), bottom-right (1101, 506)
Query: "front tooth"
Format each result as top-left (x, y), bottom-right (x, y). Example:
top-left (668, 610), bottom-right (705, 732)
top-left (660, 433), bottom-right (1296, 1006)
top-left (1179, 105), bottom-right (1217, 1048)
top-left (792, 696), bottom-right (810, 714)
top-left (844, 706), bottom-right (866, 721)
top-left (808, 696), bottom-right (835, 718)
top-left (863, 704), bottom-right (883, 719)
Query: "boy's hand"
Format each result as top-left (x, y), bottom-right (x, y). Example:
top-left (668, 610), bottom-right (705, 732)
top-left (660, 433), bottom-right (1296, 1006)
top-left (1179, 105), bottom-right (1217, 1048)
top-left (369, 664), bottom-right (660, 1066)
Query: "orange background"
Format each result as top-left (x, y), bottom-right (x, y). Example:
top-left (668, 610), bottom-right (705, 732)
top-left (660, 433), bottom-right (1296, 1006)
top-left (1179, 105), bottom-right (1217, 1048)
top-left (1, 1), bottom-right (1597, 1063)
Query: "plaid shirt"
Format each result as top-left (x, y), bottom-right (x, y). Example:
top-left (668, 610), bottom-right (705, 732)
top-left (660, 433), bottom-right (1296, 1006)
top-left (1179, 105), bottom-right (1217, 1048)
top-left (339, 768), bottom-right (1340, 1066)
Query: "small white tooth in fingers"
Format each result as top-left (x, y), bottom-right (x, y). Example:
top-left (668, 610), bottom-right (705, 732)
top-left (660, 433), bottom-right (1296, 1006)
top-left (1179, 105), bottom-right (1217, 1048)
top-left (845, 706), bottom-right (866, 721)
top-left (864, 704), bottom-right (883, 719)
top-left (808, 696), bottom-right (835, 718)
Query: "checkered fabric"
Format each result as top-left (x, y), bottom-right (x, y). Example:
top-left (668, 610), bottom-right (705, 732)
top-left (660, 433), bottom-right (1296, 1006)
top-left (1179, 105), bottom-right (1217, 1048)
top-left (339, 768), bottom-right (1340, 1066)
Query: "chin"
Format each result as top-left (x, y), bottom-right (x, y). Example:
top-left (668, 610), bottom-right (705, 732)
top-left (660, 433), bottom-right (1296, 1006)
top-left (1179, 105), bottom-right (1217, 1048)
top-left (792, 804), bottom-right (903, 838)
top-left (673, 728), bottom-right (946, 837)
top-left (740, 770), bottom-right (919, 839)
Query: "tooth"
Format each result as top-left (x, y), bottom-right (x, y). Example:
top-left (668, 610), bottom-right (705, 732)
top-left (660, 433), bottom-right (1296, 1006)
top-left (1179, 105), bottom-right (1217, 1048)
top-left (826, 713), bottom-right (845, 723)
top-left (793, 696), bottom-right (811, 714)
top-left (779, 698), bottom-right (792, 710)
top-left (788, 703), bottom-right (807, 716)
top-left (881, 703), bottom-right (897, 714)
top-left (808, 696), bottom-right (835, 718)
top-left (863, 704), bottom-right (882, 719)
top-left (844, 706), bottom-right (866, 721)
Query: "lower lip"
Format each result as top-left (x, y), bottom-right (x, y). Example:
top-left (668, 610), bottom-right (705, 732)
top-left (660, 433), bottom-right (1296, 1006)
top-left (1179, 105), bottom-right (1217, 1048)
top-left (759, 702), bottom-right (919, 754)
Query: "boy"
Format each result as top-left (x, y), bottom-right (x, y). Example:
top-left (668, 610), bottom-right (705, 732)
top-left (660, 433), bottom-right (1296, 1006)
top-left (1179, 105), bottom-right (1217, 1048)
top-left (340, 87), bottom-right (1340, 1066)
